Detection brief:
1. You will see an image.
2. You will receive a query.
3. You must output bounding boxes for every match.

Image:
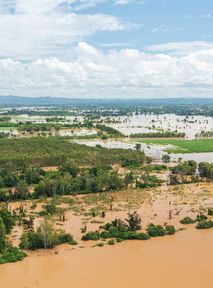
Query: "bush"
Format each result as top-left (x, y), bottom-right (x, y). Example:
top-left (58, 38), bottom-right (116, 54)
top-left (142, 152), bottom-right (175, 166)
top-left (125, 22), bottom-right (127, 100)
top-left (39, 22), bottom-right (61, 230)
top-left (180, 217), bottom-right (196, 224)
top-left (147, 224), bottom-right (166, 237)
top-left (165, 225), bottom-right (176, 235)
top-left (82, 229), bottom-right (150, 242)
top-left (107, 239), bottom-right (115, 245)
top-left (57, 231), bottom-right (77, 245)
top-left (208, 208), bottom-right (213, 216)
top-left (196, 220), bottom-right (213, 230)
top-left (0, 247), bottom-right (26, 264)
top-left (162, 154), bottom-right (170, 163)
top-left (0, 209), bottom-right (15, 234)
top-left (20, 230), bottom-right (44, 250)
top-left (116, 238), bottom-right (124, 243)
top-left (102, 218), bottom-right (128, 233)
top-left (136, 175), bottom-right (162, 189)
top-left (125, 212), bottom-right (142, 231)
top-left (81, 231), bottom-right (100, 241)
top-left (95, 243), bottom-right (104, 247)
top-left (20, 219), bottom-right (76, 250)
top-left (135, 233), bottom-right (150, 240)
top-left (196, 214), bottom-right (208, 222)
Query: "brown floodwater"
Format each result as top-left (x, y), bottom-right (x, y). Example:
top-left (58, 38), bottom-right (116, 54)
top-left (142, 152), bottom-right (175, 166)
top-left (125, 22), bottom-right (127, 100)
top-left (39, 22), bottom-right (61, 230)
top-left (1, 227), bottom-right (213, 288)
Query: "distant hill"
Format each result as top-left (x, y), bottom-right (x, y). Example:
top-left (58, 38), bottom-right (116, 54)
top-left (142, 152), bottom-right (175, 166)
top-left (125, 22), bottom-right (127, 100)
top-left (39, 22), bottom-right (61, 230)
top-left (0, 95), bottom-right (213, 107)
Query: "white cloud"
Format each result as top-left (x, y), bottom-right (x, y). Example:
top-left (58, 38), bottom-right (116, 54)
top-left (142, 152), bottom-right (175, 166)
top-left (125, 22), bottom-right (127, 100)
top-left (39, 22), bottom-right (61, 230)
top-left (0, 0), bottom-right (127, 59)
top-left (147, 41), bottom-right (213, 56)
top-left (113, 0), bottom-right (145, 5)
top-left (0, 42), bottom-right (213, 98)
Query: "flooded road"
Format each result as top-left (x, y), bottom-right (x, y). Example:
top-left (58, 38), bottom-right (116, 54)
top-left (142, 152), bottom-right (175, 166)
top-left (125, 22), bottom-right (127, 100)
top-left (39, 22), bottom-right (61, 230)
top-left (1, 227), bottom-right (213, 288)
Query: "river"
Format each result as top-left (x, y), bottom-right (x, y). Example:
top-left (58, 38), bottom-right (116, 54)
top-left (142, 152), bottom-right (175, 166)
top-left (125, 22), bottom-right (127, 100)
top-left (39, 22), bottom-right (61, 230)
top-left (1, 227), bottom-right (213, 288)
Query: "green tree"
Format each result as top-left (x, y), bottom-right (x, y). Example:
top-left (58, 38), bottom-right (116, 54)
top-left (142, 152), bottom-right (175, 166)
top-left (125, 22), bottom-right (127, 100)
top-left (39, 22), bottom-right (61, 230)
top-left (0, 217), bottom-right (6, 252)
top-left (125, 211), bottom-right (142, 231)
top-left (162, 154), bottom-right (170, 163)
top-left (38, 217), bottom-right (55, 249)
top-left (0, 208), bottom-right (15, 234)
top-left (15, 180), bottom-right (29, 199)
top-left (135, 143), bottom-right (141, 151)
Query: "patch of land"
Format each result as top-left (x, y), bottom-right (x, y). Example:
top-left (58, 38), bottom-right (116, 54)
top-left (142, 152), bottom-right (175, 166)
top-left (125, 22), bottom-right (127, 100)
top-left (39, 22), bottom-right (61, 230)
top-left (136, 138), bottom-right (213, 153)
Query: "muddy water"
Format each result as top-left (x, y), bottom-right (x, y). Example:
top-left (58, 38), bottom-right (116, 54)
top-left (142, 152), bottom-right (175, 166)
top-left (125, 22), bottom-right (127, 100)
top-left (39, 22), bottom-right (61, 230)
top-left (1, 227), bottom-right (213, 288)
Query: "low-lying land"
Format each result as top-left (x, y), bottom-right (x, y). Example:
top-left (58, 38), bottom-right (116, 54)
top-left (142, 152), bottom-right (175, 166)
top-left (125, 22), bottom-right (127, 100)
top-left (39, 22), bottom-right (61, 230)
top-left (0, 142), bottom-right (213, 264)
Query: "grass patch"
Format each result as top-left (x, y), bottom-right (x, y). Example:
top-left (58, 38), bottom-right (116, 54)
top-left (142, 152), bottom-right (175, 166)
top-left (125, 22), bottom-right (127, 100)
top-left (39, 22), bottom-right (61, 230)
top-left (137, 139), bottom-right (213, 153)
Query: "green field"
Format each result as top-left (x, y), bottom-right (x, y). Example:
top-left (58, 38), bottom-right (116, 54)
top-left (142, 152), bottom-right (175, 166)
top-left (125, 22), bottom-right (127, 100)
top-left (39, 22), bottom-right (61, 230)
top-left (137, 139), bottom-right (213, 153)
top-left (0, 127), bottom-right (17, 131)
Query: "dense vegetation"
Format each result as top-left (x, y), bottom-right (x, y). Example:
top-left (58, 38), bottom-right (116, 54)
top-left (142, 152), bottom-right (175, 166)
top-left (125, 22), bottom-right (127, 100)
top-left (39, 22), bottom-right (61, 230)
top-left (171, 161), bottom-right (197, 176)
top-left (96, 124), bottom-right (124, 138)
top-left (169, 161), bottom-right (213, 185)
top-left (34, 165), bottom-right (124, 198)
top-left (0, 137), bottom-right (145, 168)
top-left (198, 162), bottom-right (213, 180)
top-left (81, 212), bottom-right (176, 244)
top-left (130, 131), bottom-right (185, 138)
top-left (169, 161), bottom-right (198, 184)
top-left (0, 208), bottom-right (26, 264)
top-left (0, 164), bottom-right (126, 201)
top-left (20, 217), bottom-right (76, 250)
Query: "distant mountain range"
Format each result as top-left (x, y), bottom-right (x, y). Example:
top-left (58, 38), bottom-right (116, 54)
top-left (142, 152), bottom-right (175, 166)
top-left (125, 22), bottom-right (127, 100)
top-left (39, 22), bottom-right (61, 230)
top-left (0, 96), bottom-right (213, 107)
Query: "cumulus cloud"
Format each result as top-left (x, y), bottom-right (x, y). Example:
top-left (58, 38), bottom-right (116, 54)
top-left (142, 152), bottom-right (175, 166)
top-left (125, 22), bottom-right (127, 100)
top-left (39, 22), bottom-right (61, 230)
top-left (0, 42), bottom-right (213, 98)
top-left (0, 0), bottom-right (127, 59)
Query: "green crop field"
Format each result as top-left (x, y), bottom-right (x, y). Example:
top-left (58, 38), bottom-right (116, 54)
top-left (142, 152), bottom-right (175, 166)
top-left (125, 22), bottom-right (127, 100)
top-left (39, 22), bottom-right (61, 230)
top-left (137, 139), bottom-right (213, 153)
top-left (0, 127), bottom-right (17, 131)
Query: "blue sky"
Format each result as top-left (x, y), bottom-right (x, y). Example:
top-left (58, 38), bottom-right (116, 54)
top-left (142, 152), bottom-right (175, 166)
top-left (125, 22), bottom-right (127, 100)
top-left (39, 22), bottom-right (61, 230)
top-left (89, 0), bottom-right (213, 50)
top-left (0, 0), bottom-right (213, 98)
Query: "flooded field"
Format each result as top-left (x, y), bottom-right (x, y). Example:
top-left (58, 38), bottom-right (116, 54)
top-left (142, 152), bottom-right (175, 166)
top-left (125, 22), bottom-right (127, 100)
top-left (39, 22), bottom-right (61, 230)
top-left (1, 227), bottom-right (213, 288)
top-left (1, 179), bottom-right (213, 288)
top-left (107, 114), bottom-right (213, 139)
top-left (76, 139), bottom-right (213, 163)
top-left (171, 152), bottom-right (213, 163)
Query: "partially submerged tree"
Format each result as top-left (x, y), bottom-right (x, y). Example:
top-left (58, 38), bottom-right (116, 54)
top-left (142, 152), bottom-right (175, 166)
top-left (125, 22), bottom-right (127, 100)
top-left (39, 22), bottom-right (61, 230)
top-left (125, 211), bottom-right (142, 231)
top-left (162, 154), bottom-right (170, 163)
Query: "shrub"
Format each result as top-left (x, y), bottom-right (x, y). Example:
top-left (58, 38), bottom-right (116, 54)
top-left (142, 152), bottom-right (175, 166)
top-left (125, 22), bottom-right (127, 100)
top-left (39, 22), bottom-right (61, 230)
top-left (107, 239), bottom-right (115, 245)
top-left (116, 238), bottom-right (124, 243)
top-left (57, 231), bottom-right (77, 245)
top-left (196, 220), bottom-right (213, 230)
top-left (196, 214), bottom-right (208, 222)
top-left (147, 224), bottom-right (166, 237)
top-left (81, 231), bottom-right (100, 241)
top-left (162, 154), bottom-right (170, 163)
top-left (95, 243), bottom-right (104, 247)
top-left (0, 209), bottom-right (15, 234)
top-left (99, 231), bottom-right (112, 239)
top-left (208, 208), bottom-right (213, 216)
top-left (0, 247), bottom-right (26, 264)
top-left (135, 233), bottom-right (150, 240)
top-left (20, 218), bottom-right (76, 250)
top-left (125, 212), bottom-right (142, 231)
top-left (102, 218), bottom-right (128, 233)
top-left (180, 217), bottom-right (196, 224)
top-left (165, 225), bottom-right (176, 235)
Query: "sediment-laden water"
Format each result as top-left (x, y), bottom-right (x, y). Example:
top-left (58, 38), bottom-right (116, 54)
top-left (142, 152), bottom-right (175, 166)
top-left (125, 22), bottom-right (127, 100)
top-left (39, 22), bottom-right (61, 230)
top-left (1, 227), bottom-right (213, 288)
